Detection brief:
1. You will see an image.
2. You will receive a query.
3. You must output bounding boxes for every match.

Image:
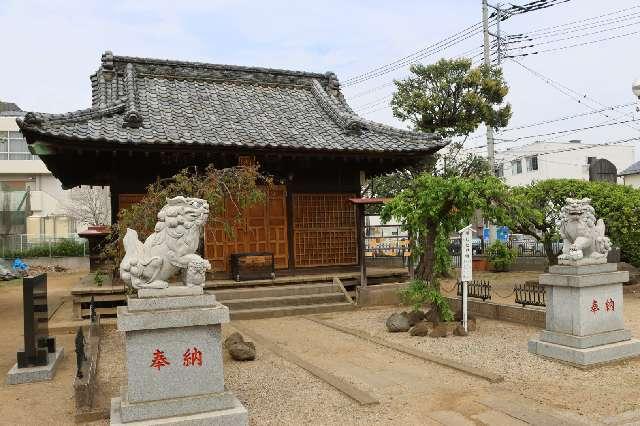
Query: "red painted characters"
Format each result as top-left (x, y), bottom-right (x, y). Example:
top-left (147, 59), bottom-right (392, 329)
top-left (605, 297), bottom-right (615, 312)
top-left (183, 347), bottom-right (203, 367)
top-left (589, 298), bottom-right (616, 314)
top-left (150, 349), bottom-right (171, 370)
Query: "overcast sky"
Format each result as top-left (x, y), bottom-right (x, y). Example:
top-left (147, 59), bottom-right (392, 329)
top-left (1, 0), bottom-right (639, 158)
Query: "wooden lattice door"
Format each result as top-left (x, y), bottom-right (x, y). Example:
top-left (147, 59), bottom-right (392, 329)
top-left (293, 193), bottom-right (357, 267)
top-left (204, 186), bottom-right (288, 272)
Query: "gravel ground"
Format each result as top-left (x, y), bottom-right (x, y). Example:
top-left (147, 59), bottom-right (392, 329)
top-left (324, 296), bottom-right (640, 418)
top-left (93, 326), bottom-right (462, 425)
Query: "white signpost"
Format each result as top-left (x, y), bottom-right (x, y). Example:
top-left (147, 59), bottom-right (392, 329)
top-left (459, 224), bottom-right (474, 333)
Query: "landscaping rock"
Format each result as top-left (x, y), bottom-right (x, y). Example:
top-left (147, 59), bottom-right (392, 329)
top-left (228, 341), bottom-right (256, 361)
top-left (424, 308), bottom-right (441, 324)
top-left (224, 332), bottom-right (245, 349)
top-left (429, 323), bottom-right (449, 338)
top-left (0, 265), bottom-right (17, 281)
top-left (409, 321), bottom-right (431, 337)
top-left (453, 324), bottom-right (468, 336)
top-left (406, 310), bottom-right (425, 326)
top-left (224, 332), bottom-right (256, 361)
top-left (386, 312), bottom-right (411, 332)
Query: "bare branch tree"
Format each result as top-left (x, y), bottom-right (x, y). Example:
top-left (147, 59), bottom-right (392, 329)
top-left (64, 186), bottom-right (110, 226)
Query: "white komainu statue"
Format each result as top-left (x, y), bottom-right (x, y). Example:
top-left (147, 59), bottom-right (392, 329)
top-left (119, 196), bottom-right (211, 289)
top-left (558, 197), bottom-right (611, 265)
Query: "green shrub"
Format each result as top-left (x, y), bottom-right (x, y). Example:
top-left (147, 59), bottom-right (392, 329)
top-left (398, 279), bottom-right (454, 322)
top-left (1, 239), bottom-right (86, 259)
top-left (486, 240), bottom-right (517, 272)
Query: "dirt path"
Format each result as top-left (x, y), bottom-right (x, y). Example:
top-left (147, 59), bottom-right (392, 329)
top-left (0, 272), bottom-right (85, 425)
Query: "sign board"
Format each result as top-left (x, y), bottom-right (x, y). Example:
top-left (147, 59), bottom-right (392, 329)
top-left (459, 224), bottom-right (474, 333)
top-left (459, 224), bottom-right (473, 283)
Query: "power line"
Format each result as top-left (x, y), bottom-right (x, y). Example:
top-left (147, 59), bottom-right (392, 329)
top-left (492, 137), bottom-right (638, 166)
top-left (343, 21), bottom-right (492, 86)
top-left (510, 4), bottom-right (640, 37)
top-left (509, 59), bottom-right (640, 135)
top-left (505, 28), bottom-right (640, 58)
top-left (469, 120), bottom-right (639, 150)
top-left (466, 102), bottom-right (636, 141)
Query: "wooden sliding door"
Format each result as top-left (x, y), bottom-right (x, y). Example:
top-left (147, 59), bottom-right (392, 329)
top-left (292, 193), bottom-right (357, 267)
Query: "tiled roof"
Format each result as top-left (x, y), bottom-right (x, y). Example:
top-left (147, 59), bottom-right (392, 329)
top-left (619, 160), bottom-right (640, 176)
top-left (0, 101), bottom-right (22, 113)
top-left (18, 51), bottom-right (445, 154)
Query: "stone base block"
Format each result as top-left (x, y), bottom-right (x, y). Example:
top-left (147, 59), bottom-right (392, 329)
top-left (528, 338), bottom-right (640, 368)
top-left (110, 395), bottom-right (248, 425)
top-left (539, 329), bottom-right (632, 349)
top-left (6, 348), bottom-right (64, 384)
top-left (119, 387), bottom-right (237, 423)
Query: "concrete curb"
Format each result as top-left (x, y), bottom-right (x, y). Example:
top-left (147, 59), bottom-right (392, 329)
top-left (307, 317), bottom-right (504, 384)
top-left (232, 323), bottom-right (379, 406)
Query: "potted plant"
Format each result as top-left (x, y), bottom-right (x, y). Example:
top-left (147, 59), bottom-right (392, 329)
top-left (486, 240), bottom-right (517, 272)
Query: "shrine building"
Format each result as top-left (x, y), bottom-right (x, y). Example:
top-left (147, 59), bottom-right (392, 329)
top-left (18, 51), bottom-right (447, 276)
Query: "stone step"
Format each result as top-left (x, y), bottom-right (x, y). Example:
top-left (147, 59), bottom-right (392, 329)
top-left (212, 282), bottom-right (337, 301)
top-left (222, 293), bottom-right (347, 310)
top-left (230, 302), bottom-right (355, 320)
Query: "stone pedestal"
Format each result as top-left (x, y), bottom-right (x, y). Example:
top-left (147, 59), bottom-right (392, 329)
top-left (528, 263), bottom-right (640, 367)
top-left (110, 287), bottom-right (247, 425)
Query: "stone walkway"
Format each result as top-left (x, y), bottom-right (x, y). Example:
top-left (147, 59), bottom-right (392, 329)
top-left (231, 316), bottom-right (602, 425)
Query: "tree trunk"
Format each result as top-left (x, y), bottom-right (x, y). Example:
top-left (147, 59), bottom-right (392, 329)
top-left (415, 226), bottom-right (438, 288)
top-left (543, 237), bottom-right (558, 266)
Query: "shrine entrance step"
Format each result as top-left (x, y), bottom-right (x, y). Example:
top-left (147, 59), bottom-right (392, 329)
top-left (211, 282), bottom-right (354, 320)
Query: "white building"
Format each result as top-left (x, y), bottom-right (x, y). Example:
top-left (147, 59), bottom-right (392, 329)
top-left (494, 140), bottom-right (636, 186)
top-left (619, 160), bottom-right (640, 188)
top-left (0, 103), bottom-right (80, 239)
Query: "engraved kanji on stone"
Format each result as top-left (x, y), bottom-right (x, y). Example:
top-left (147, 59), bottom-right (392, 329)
top-left (150, 349), bottom-right (170, 370)
top-left (605, 297), bottom-right (615, 312)
top-left (590, 299), bottom-right (600, 314)
top-left (183, 347), bottom-right (203, 367)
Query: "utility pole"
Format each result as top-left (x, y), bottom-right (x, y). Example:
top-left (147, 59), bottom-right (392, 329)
top-left (482, 0), bottom-right (496, 172)
top-left (483, 0), bottom-right (497, 243)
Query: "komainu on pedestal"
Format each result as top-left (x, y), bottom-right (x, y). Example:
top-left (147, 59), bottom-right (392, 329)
top-left (111, 196), bottom-right (248, 425)
top-left (528, 198), bottom-right (640, 368)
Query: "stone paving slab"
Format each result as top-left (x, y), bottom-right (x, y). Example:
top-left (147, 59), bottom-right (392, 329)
top-left (471, 410), bottom-right (528, 425)
top-left (428, 410), bottom-right (475, 426)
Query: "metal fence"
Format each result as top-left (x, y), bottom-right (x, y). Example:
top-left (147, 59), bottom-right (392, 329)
top-left (456, 280), bottom-right (492, 301)
top-left (514, 282), bottom-right (546, 307)
top-left (0, 234), bottom-right (88, 258)
top-left (450, 238), bottom-right (562, 267)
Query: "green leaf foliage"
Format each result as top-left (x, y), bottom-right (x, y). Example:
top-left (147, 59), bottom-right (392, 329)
top-left (398, 279), bottom-right (454, 322)
top-left (381, 174), bottom-right (510, 282)
top-left (486, 240), bottom-right (517, 272)
top-left (103, 165), bottom-right (270, 269)
top-left (391, 58), bottom-right (512, 137)
top-left (505, 179), bottom-right (640, 266)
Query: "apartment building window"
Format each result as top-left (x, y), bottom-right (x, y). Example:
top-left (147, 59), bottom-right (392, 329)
top-left (0, 131), bottom-right (37, 160)
top-left (526, 155), bottom-right (539, 172)
top-left (511, 159), bottom-right (522, 175)
top-left (496, 163), bottom-right (504, 177)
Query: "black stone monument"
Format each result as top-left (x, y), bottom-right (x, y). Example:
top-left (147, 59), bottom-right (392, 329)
top-left (16, 274), bottom-right (56, 368)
